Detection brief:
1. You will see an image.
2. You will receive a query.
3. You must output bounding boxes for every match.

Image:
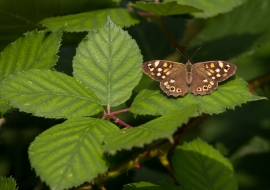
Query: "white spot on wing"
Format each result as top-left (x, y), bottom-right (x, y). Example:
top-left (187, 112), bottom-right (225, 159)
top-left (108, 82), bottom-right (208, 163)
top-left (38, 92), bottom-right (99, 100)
top-left (218, 61), bottom-right (223, 68)
top-left (154, 61), bottom-right (160, 67)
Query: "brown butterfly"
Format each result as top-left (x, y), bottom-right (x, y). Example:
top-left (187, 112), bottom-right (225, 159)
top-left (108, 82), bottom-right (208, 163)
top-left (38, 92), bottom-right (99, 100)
top-left (142, 60), bottom-right (237, 97)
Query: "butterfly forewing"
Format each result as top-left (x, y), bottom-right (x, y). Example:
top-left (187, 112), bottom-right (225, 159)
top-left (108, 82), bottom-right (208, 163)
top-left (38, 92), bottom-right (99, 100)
top-left (190, 61), bottom-right (237, 95)
top-left (142, 60), bottom-right (189, 96)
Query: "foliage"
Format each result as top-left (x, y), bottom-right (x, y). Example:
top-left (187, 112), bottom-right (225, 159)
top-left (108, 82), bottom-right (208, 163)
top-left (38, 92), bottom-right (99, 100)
top-left (0, 0), bottom-right (269, 190)
top-left (0, 176), bottom-right (17, 190)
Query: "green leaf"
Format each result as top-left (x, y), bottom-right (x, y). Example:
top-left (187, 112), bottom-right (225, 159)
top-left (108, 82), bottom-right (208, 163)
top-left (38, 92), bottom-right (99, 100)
top-left (73, 17), bottom-right (142, 107)
top-left (235, 43), bottom-right (270, 81)
top-left (0, 0), bottom-right (117, 50)
top-left (164, 0), bottom-right (246, 18)
top-left (103, 105), bottom-right (197, 154)
top-left (132, 1), bottom-right (202, 16)
top-left (41, 8), bottom-right (140, 31)
top-left (230, 136), bottom-right (270, 162)
top-left (0, 29), bottom-right (62, 81)
top-left (187, 0), bottom-right (270, 60)
top-left (131, 76), bottom-right (265, 115)
top-left (0, 176), bottom-right (18, 190)
top-left (123, 180), bottom-right (181, 190)
top-left (0, 100), bottom-right (11, 116)
top-left (0, 70), bottom-right (103, 118)
top-left (0, 29), bottom-right (62, 115)
top-left (172, 138), bottom-right (238, 190)
top-left (29, 117), bottom-right (119, 190)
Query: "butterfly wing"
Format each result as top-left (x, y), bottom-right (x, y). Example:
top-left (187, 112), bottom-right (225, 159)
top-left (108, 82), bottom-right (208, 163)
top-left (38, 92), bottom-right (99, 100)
top-left (142, 60), bottom-right (188, 97)
top-left (190, 61), bottom-right (237, 95)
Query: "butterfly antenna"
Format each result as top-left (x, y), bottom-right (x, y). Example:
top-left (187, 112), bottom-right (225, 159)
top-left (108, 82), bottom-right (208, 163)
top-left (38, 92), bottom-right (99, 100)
top-left (175, 48), bottom-right (189, 61)
top-left (175, 47), bottom-right (201, 62)
top-left (190, 47), bottom-right (201, 61)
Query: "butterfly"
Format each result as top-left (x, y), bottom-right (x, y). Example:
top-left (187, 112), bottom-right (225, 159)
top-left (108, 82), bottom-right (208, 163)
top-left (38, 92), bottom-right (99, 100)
top-left (142, 60), bottom-right (237, 97)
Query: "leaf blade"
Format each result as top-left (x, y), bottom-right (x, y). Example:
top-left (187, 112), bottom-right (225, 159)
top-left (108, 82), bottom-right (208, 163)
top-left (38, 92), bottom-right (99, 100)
top-left (41, 8), bottom-right (140, 31)
top-left (0, 29), bottom-right (62, 81)
top-left (29, 117), bottom-right (119, 190)
top-left (172, 138), bottom-right (238, 190)
top-left (132, 1), bottom-right (202, 16)
top-left (131, 76), bottom-right (266, 115)
top-left (0, 70), bottom-right (103, 118)
top-left (165, 0), bottom-right (247, 18)
top-left (103, 105), bottom-right (198, 154)
top-left (73, 17), bottom-right (143, 107)
top-left (0, 176), bottom-right (18, 190)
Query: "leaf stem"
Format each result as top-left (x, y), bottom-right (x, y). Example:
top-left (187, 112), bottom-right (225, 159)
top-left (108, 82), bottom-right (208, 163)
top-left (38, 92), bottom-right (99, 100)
top-left (102, 107), bottom-right (132, 128)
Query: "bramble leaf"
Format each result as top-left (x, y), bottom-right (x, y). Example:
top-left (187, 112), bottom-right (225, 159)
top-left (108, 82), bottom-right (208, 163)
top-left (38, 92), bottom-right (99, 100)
top-left (172, 138), bottom-right (238, 189)
top-left (164, 0), bottom-right (246, 18)
top-left (131, 76), bottom-right (265, 115)
top-left (0, 176), bottom-right (18, 190)
top-left (0, 29), bottom-right (62, 114)
top-left (103, 105), bottom-right (198, 154)
top-left (73, 17), bottom-right (142, 107)
top-left (124, 180), bottom-right (181, 190)
top-left (29, 117), bottom-right (119, 190)
top-left (41, 8), bottom-right (140, 31)
top-left (0, 70), bottom-right (102, 118)
top-left (132, 1), bottom-right (202, 16)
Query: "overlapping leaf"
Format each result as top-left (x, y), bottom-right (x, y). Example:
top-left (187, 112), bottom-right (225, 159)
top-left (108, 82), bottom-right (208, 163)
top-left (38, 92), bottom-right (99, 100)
top-left (103, 105), bottom-right (197, 154)
top-left (132, 1), bottom-right (202, 16)
top-left (172, 138), bottom-right (238, 189)
top-left (29, 117), bottom-right (120, 190)
top-left (164, 0), bottom-right (246, 18)
top-left (130, 76), bottom-right (265, 115)
top-left (0, 29), bottom-right (62, 114)
top-left (41, 8), bottom-right (140, 31)
top-left (0, 70), bottom-right (103, 118)
top-left (73, 17), bottom-right (142, 107)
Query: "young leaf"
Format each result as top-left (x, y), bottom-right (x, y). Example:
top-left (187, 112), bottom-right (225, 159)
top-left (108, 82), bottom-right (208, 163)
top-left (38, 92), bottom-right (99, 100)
top-left (172, 138), bottom-right (238, 190)
top-left (41, 8), bottom-right (140, 31)
top-left (164, 0), bottom-right (246, 18)
top-left (0, 176), bottom-right (18, 190)
top-left (28, 117), bottom-right (120, 190)
top-left (103, 105), bottom-right (198, 154)
top-left (130, 76), bottom-right (266, 115)
top-left (0, 70), bottom-right (103, 118)
top-left (124, 180), bottom-right (181, 190)
top-left (73, 17), bottom-right (142, 107)
top-left (132, 1), bottom-right (202, 16)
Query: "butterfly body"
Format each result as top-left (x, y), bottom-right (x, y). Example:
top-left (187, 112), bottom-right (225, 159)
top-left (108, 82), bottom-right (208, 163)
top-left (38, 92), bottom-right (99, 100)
top-left (142, 60), bottom-right (237, 97)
